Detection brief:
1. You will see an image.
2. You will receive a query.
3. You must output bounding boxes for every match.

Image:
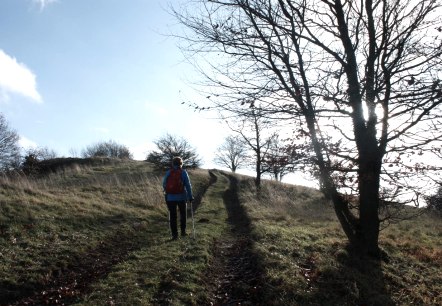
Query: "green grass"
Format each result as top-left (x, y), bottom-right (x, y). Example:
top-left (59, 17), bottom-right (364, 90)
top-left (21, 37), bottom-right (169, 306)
top-left (1, 160), bottom-right (441, 305)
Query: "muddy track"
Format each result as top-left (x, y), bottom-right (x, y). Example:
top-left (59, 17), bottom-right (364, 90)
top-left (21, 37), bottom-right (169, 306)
top-left (202, 172), bottom-right (266, 306)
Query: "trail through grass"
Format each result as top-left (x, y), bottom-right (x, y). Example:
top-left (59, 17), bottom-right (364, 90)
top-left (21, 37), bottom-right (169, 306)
top-left (197, 172), bottom-right (265, 305)
top-left (1, 160), bottom-right (441, 305)
top-left (80, 170), bottom-right (232, 305)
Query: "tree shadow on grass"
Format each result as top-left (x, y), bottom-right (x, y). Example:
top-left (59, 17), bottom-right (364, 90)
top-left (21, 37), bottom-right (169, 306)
top-left (202, 171), bottom-right (272, 305)
top-left (300, 246), bottom-right (395, 306)
top-left (222, 173), bottom-right (251, 231)
top-left (208, 171), bottom-right (395, 306)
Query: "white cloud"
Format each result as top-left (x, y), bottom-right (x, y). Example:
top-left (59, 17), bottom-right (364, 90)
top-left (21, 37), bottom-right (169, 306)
top-left (32, 0), bottom-right (58, 10)
top-left (19, 136), bottom-right (38, 149)
top-left (0, 49), bottom-right (42, 103)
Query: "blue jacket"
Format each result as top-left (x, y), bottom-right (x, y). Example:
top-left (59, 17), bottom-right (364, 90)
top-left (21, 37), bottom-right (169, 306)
top-left (163, 166), bottom-right (194, 202)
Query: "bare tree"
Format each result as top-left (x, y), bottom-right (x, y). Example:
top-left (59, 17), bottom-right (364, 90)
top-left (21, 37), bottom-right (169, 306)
top-left (227, 108), bottom-right (278, 188)
top-left (214, 135), bottom-right (248, 172)
top-left (0, 113), bottom-right (21, 171)
top-left (146, 133), bottom-right (202, 169)
top-left (174, 0), bottom-right (442, 256)
top-left (262, 134), bottom-right (305, 182)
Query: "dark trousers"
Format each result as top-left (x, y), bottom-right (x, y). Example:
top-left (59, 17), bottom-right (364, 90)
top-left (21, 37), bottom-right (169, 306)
top-left (167, 201), bottom-right (187, 237)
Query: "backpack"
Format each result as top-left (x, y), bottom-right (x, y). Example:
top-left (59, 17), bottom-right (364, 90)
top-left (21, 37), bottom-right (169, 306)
top-left (165, 168), bottom-right (184, 194)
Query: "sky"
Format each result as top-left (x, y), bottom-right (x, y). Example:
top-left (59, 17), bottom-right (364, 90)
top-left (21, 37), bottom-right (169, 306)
top-left (0, 0), bottom-right (316, 187)
top-left (0, 1), bottom-right (229, 161)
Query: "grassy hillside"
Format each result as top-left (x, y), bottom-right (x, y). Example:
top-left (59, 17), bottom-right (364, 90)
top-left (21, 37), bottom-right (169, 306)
top-left (0, 160), bottom-right (216, 305)
top-left (0, 159), bottom-right (441, 305)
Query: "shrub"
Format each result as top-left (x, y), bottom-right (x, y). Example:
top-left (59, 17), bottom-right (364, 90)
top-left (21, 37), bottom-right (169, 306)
top-left (21, 147), bottom-right (58, 175)
top-left (426, 186), bottom-right (442, 214)
top-left (82, 140), bottom-right (133, 159)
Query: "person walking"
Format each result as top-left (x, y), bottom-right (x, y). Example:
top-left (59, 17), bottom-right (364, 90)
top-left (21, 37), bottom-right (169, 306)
top-left (163, 157), bottom-right (194, 240)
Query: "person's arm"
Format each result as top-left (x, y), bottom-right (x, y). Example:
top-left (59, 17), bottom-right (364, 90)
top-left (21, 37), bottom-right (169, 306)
top-left (182, 170), bottom-right (194, 201)
top-left (162, 170), bottom-right (170, 193)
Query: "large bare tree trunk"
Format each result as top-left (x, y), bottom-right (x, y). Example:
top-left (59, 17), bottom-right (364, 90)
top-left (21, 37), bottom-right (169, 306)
top-left (173, 0), bottom-right (442, 257)
top-left (357, 145), bottom-right (382, 256)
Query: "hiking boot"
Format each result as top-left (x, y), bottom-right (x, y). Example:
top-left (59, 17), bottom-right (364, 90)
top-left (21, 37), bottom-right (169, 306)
top-left (181, 232), bottom-right (187, 237)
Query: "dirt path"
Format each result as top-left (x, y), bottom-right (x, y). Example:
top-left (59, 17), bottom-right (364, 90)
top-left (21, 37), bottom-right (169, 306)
top-left (202, 172), bottom-right (265, 305)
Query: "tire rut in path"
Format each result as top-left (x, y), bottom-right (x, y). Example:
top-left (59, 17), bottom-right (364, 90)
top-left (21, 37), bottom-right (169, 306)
top-left (204, 173), bottom-right (265, 306)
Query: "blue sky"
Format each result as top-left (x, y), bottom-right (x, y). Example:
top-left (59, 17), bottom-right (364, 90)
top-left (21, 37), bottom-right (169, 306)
top-left (0, 0), bottom-right (228, 166)
top-left (0, 0), bottom-right (318, 187)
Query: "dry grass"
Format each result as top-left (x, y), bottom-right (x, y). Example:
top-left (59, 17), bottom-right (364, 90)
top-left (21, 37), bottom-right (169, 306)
top-left (0, 160), bottom-right (196, 303)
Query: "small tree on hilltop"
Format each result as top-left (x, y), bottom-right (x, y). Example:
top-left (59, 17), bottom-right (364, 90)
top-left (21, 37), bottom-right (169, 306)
top-left (227, 108), bottom-right (278, 188)
top-left (214, 135), bottom-right (248, 173)
top-left (262, 135), bottom-right (306, 182)
top-left (82, 140), bottom-right (133, 159)
top-left (146, 133), bottom-right (202, 169)
top-left (0, 113), bottom-right (21, 171)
